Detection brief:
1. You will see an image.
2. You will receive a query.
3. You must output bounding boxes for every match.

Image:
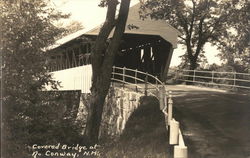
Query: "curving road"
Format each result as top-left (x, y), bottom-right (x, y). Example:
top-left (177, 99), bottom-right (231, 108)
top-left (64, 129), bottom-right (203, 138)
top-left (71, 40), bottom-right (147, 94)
top-left (166, 85), bottom-right (250, 158)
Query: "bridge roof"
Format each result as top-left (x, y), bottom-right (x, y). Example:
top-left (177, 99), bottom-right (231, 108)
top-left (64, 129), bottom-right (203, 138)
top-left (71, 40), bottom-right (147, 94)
top-left (49, 3), bottom-right (181, 50)
top-left (85, 3), bottom-right (181, 48)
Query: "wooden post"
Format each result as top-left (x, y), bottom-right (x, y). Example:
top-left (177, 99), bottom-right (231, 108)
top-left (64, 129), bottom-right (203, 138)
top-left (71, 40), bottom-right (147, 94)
top-left (211, 71), bottom-right (214, 83)
top-left (145, 72), bottom-right (148, 96)
top-left (62, 51), bottom-right (66, 69)
top-left (60, 54), bottom-right (63, 70)
top-left (55, 55), bottom-right (58, 71)
top-left (72, 50), bottom-right (77, 67)
top-left (111, 66), bottom-right (115, 87)
top-left (112, 66), bottom-right (115, 79)
top-left (86, 43), bottom-right (89, 53)
top-left (164, 94), bottom-right (168, 128)
top-left (135, 69), bottom-right (137, 84)
top-left (168, 91), bottom-right (173, 124)
top-left (159, 86), bottom-right (165, 110)
top-left (135, 69), bottom-right (138, 92)
top-left (66, 50), bottom-right (70, 68)
top-left (175, 69), bottom-right (178, 80)
top-left (57, 55), bottom-right (60, 70)
top-left (233, 72), bottom-right (236, 88)
top-left (70, 49), bottom-right (73, 68)
top-left (193, 70), bottom-right (196, 82)
top-left (123, 67), bottom-right (125, 89)
top-left (78, 47), bottom-right (81, 66)
top-left (123, 67), bottom-right (125, 82)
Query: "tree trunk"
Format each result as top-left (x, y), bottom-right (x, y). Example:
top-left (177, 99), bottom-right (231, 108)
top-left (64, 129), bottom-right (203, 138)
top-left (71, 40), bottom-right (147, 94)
top-left (186, 56), bottom-right (197, 85)
top-left (84, 0), bottom-right (131, 143)
top-left (84, 88), bottom-right (106, 143)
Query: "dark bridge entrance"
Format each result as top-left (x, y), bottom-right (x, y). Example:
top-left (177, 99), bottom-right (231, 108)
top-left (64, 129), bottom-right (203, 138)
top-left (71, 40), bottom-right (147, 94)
top-left (114, 34), bottom-right (172, 80)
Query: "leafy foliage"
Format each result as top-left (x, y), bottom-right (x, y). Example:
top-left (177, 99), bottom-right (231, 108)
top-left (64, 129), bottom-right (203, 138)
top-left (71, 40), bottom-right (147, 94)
top-left (1, 0), bottom-right (82, 157)
top-left (217, 0), bottom-right (250, 72)
top-left (140, 0), bottom-right (248, 70)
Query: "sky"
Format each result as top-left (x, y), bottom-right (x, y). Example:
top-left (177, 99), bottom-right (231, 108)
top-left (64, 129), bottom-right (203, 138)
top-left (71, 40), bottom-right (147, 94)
top-left (51, 0), bottom-right (221, 67)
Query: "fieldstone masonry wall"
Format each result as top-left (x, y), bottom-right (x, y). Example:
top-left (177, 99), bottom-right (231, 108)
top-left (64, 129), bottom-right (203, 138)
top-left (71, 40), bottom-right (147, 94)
top-left (76, 86), bottom-right (143, 138)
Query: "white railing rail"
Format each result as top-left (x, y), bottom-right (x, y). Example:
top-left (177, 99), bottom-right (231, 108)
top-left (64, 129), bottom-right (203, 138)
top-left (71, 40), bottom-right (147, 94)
top-left (174, 69), bottom-right (250, 89)
top-left (111, 66), bottom-right (164, 97)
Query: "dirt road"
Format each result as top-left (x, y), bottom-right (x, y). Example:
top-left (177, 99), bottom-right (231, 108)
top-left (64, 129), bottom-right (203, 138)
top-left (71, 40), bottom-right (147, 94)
top-left (166, 85), bottom-right (250, 158)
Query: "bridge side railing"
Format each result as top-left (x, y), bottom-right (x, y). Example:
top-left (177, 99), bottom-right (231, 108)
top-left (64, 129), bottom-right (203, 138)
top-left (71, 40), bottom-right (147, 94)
top-left (111, 66), bottom-right (188, 158)
top-left (162, 92), bottom-right (188, 158)
top-left (111, 66), bottom-right (164, 97)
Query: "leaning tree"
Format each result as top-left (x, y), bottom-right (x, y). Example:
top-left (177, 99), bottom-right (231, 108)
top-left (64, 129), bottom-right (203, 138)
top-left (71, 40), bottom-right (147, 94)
top-left (84, 0), bottom-right (131, 143)
top-left (140, 0), bottom-right (245, 70)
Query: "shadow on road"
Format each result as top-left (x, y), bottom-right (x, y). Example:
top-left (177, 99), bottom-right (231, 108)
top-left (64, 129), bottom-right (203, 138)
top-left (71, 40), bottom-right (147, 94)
top-left (168, 85), bottom-right (250, 158)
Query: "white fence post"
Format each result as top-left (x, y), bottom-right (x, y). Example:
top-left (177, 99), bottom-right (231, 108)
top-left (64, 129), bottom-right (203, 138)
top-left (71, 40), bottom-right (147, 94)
top-left (174, 145), bottom-right (188, 158)
top-left (175, 69), bottom-right (178, 79)
top-left (233, 72), bottom-right (236, 88)
top-left (135, 69), bottom-right (137, 84)
top-left (145, 72), bottom-right (148, 96)
top-left (159, 86), bottom-right (165, 110)
top-left (123, 67), bottom-right (125, 82)
top-left (156, 77), bottom-right (158, 89)
top-left (111, 66), bottom-right (115, 87)
top-left (212, 71), bottom-right (214, 83)
top-left (168, 91), bottom-right (173, 124)
top-left (164, 93), bottom-right (168, 128)
top-left (135, 69), bottom-right (138, 92)
top-left (193, 70), bottom-right (196, 82)
top-left (174, 130), bottom-right (188, 158)
top-left (112, 66), bottom-right (115, 79)
top-left (169, 119), bottom-right (179, 145)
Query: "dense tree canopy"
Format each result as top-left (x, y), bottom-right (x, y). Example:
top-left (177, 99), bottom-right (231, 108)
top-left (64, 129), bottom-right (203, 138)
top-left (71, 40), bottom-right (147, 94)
top-left (140, 0), bottom-right (249, 71)
top-left (1, 0), bottom-right (82, 157)
top-left (217, 0), bottom-right (250, 72)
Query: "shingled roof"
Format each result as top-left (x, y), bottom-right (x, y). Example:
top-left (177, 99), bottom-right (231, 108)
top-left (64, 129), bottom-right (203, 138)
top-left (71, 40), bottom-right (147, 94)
top-left (50, 3), bottom-right (181, 50)
top-left (85, 3), bottom-right (181, 48)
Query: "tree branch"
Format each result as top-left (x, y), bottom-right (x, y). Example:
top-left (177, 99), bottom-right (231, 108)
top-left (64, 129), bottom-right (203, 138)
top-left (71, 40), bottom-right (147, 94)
top-left (188, 0), bottom-right (196, 39)
top-left (194, 16), bottom-right (206, 59)
top-left (178, 35), bottom-right (186, 41)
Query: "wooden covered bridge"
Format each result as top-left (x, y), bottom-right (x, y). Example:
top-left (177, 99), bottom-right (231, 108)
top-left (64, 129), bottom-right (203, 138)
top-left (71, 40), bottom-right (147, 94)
top-left (46, 4), bottom-right (189, 157)
top-left (47, 3), bottom-right (180, 92)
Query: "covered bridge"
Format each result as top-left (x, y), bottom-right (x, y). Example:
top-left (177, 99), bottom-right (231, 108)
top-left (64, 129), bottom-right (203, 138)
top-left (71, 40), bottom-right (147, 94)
top-left (47, 3), bottom-right (180, 92)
